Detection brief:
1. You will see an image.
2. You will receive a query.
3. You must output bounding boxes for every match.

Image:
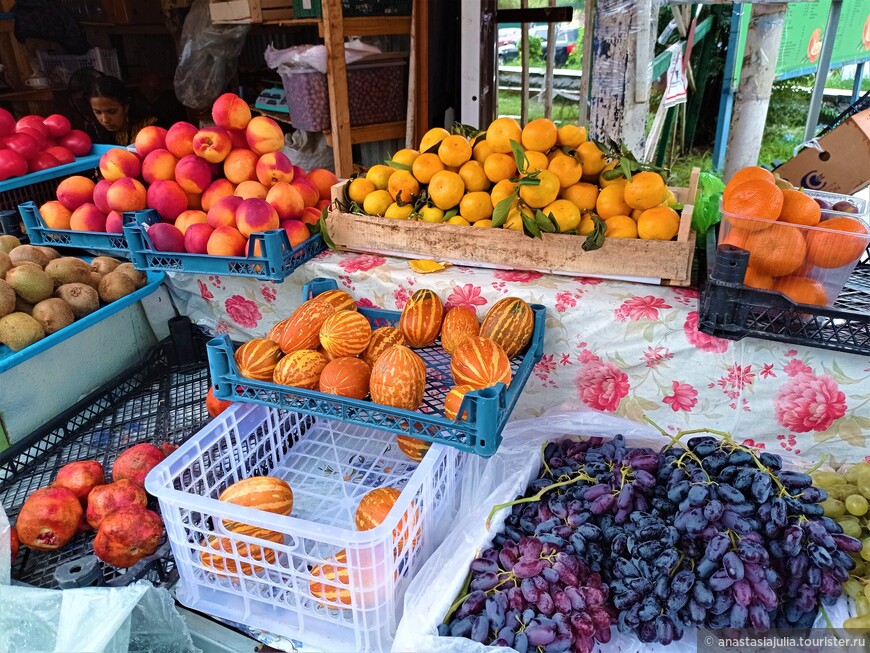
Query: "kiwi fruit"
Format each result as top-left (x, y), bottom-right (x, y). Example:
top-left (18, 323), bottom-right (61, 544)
top-left (35, 246), bottom-right (61, 261)
top-left (0, 279), bottom-right (15, 318)
top-left (45, 257), bottom-right (92, 288)
top-left (98, 270), bottom-right (136, 303)
top-left (0, 312), bottom-right (45, 351)
top-left (89, 271), bottom-right (103, 288)
top-left (14, 296), bottom-right (34, 314)
top-left (55, 283), bottom-right (99, 319)
top-left (0, 235), bottom-right (20, 254)
top-left (0, 250), bottom-right (11, 278)
top-left (6, 266), bottom-right (54, 304)
top-left (90, 256), bottom-right (121, 275)
top-left (31, 298), bottom-right (75, 335)
top-left (114, 263), bottom-right (147, 289)
top-left (9, 245), bottom-right (50, 268)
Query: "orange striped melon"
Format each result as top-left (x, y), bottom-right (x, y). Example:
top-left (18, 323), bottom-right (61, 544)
top-left (273, 349), bottom-right (328, 389)
top-left (218, 476), bottom-right (293, 538)
top-left (399, 289), bottom-right (444, 348)
top-left (370, 345), bottom-right (426, 411)
top-left (319, 357), bottom-right (371, 399)
top-left (480, 297), bottom-right (534, 358)
top-left (444, 384), bottom-right (475, 421)
top-left (308, 549), bottom-right (381, 608)
top-left (316, 289), bottom-right (357, 312)
top-left (317, 346), bottom-right (337, 362)
top-left (396, 435), bottom-right (430, 462)
top-left (200, 531), bottom-right (282, 576)
top-left (268, 317), bottom-right (292, 344)
top-left (355, 487), bottom-right (419, 554)
top-left (362, 326), bottom-right (405, 367)
top-left (234, 338), bottom-right (283, 381)
top-left (440, 306), bottom-right (480, 354)
top-left (278, 299), bottom-right (335, 354)
top-left (451, 336), bottom-right (512, 389)
top-left (319, 311), bottom-right (372, 357)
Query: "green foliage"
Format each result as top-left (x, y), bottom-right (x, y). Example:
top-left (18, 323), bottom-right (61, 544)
top-left (517, 35), bottom-right (545, 67)
top-left (565, 27), bottom-right (584, 70)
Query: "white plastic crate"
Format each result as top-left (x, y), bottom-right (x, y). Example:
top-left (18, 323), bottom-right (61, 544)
top-left (146, 403), bottom-right (463, 652)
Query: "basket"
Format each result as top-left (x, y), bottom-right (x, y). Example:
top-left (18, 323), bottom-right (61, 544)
top-left (146, 402), bottom-right (464, 652)
top-left (35, 48), bottom-right (121, 86)
top-left (206, 277), bottom-right (546, 457)
top-left (292, 0), bottom-right (411, 18)
top-left (123, 214), bottom-right (324, 282)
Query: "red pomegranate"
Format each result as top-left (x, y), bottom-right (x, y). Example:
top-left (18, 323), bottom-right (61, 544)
top-left (112, 443), bottom-right (165, 487)
top-left (158, 442), bottom-right (179, 458)
top-left (10, 526), bottom-right (18, 562)
top-left (86, 479), bottom-right (147, 529)
top-left (16, 487), bottom-right (83, 551)
top-left (206, 386), bottom-right (233, 418)
top-left (53, 460), bottom-right (105, 505)
top-left (93, 505), bottom-right (163, 568)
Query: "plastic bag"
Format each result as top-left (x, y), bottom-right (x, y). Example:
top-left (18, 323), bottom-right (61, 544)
top-left (264, 39), bottom-right (381, 75)
top-left (174, 0), bottom-right (250, 111)
top-left (283, 131), bottom-right (334, 172)
top-left (691, 171), bottom-right (726, 239)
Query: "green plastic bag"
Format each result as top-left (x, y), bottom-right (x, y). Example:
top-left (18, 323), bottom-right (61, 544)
top-left (691, 172), bottom-right (725, 239)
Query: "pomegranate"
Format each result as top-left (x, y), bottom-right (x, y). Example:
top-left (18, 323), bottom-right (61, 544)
top-left (27, 152), bottom-right (59, 173)
top-left (10, 526), bottom-right (18, 562)
top-left (16, 115), bottom-right (48, 138)
top-left (53, 460), bottom-right (105, 505)
top-left (16, 126), bottom-right (46, 149)
top-left (112, 443), bottom-right (165, 487)
top-left (158, 442), bottom-right (179, 458)
top-left (16, 487), bottom-right (83, 551)
top-left (86, 479), bottom-right (147, 529)
top-left (93, 505), bottom-right (163, 568)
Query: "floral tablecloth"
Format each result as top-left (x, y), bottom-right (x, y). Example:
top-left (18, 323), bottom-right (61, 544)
top-left (164, 250), bottom-right (870, 464)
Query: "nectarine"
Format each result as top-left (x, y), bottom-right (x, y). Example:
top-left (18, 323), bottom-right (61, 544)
top-left (235, 198), bottom-right (279, 238)
top-left (223, 149), bottom-right (258, 184)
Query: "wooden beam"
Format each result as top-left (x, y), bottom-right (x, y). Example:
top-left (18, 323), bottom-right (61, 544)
top-left (317, 16), bottom-right (411, 36)
top-left (496, 7), bottom-right (572, 24)
top-left (413, 0), bottom-right (429, 144)
top-left (322, 0), bottom-right (353, 177)
top-left (325, 121), bottom-right (407, 147)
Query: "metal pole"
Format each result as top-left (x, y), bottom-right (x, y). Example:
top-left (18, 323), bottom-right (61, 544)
top-left (713, 4), bottom-right (743, 172)
top-left (521, 0), bottom-right (529, 124)
top-left (544, 0), bottom-right (556, 120)
top-left (803, 0), bottom-right (842, 142)
top-left (852, 62), bottom-right (865, 105)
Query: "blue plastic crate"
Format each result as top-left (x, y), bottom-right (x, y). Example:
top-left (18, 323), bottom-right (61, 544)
top-left (123, 211), bottom-right (325, 282)
top-left (206, 278), bottom-right (546, 457)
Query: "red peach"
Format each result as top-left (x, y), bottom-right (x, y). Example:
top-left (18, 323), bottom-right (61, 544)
top-left (165, 122), bottom-right (198, 159)
top-left (292, 165), bottom-right (308, 180)
top-left (202, 179), bottom-right (235, 211)
top-left (235, 180), bottom-right (268, 200)
top-left (301, 206), bottom-right (322, 225)
top-left (175, 154), bottom-right (213, 194)
top-left (307, 168), bottom-right (339, 201)
top-left (107, 178), bottom-right (147, 213)
top-left (235, 198), bottom-right (279, 238)
top-left (174, 210), bottom-right (208, 235)
top-left (141, 149), bottom-right (178, 184)
top-left (256, 151), bottom-right (294, 187)
top-left (147, 222), bottom-right (185, 252)
top-left (266, 182), bottom-right (305, 220)
top-left (99, 148), bottom-right (141, 181)
top-left (212, 93), bottom-right (252, 131)
top-left (106, 211), bottom-right (123, 233)
top-left (146, 180), bottom-right (188, 222)
top-left (228, 128), bottom-right (248, 150)
top-left (44, 146), bottom-right (75, 165)
top-left (192, 127), bottom-right (232, 163)
top-left (134, 125), bottom-right (167, 157)
top-left (207, 195), bottom-right (242, 229)
top-left (207, 226), bottom-right (247, 256)
top-left (280, 220), bottom-right (310, 248)
top-left (291, 178), bottom-right (320, 208)
top-left (92, 179), bottom-right (111, 214)
top-left (316, 199), bottom-right (330, 210)
top-left (184, 222), bottom-right (214, 254)
top-left (187, 193), bottom-right (203, 210)
top-left (70, 203), bottom-right (107, 231)
top-left (245, 116), bottom-right (284, 155)
top-left (223, 148), bottom-right (258, 184)
top-left (56, 176), bottom-right (96, 211)
top-left (39, 200), bottom-right (72, 229)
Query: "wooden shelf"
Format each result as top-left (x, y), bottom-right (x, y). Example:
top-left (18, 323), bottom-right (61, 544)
top-left (316, 15), bottom-right (411, 37)
top-left (325, 121), bottom-right (407, 147)
top-left (0, 89), bottom-right (55, 102)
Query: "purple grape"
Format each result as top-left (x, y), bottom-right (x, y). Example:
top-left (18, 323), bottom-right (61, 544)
top-left (710, 591), bottom-right (734, 615)
top-left (513, 631), bottom-right (529, 653)
top-left (470, 571), bottom-right (499, 591)
top-left (751, 472), bottom-right (772, 503)
top-left (470, 557), bottom-right (498, 574)
top-left (704, 532), bottom-right (730, 561)
top-left (517, 537), bottom-right (543, 560)
top-left (520, 578), bottom-right (540, 604)
top-left (590, 494), bottom-right (615, 514)
top-left (749, 603), bottom-right (771, 630)
top-left (820, 569), bottom-right (841, 597)
top-left (729, 603), bottom-right (749, 628)
top-left (525, 621), bottom-right (556, 646)
top-left (832, 533), bottom-right (862, 553)
top-left (470, 615), bottom-right (489, 643)
top-left (450, 615), bottom-right (473, 637)
top-left (543, 635), bottom-right (572, 653)
top-left (584, 484), bottom-right (611, 501)
top-left (808, 543), bottom-right (833, 568)
top-left (542, 567), bottom-right (559, 584)
top-left (498, 547), bottom-right (518, 571)
top-left (732, 578), bottom-right (753, 606)
top-left (807, 521), bottom-right (836, 548)
top-left (693, 581), bottom-right (714, 608)
top-left (553, 562), bottom-right (578, 587)
top-left (795, 584), bottom-right (816, 612)
top-left (507, 586), bottom-right (526, 611)
top-left (486, 596), bottom-right (506, 630)
top-left (778, 470), bottom-right (812, 489)
top-left (710, 569), bottom-right (735, 591)
top-left (497, 626), bottom-right (515, 647)
top-left (455, 590), bottom-right (487, 619)
top-left (723, 551), bottom-right (745, 580)
top-left (537, 591), bottom-right (555, 615)
top-left (480, 547), bottom-right (498, 562)
top-left (704, 499), bottom-right (725, 522)
top-left (570, 612), bottom-right (595, 638)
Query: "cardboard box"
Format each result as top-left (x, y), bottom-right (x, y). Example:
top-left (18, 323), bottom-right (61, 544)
top-left (208, 0), bottom-right (293, 23)
top-left (775, 108), bottom-right (870, 195)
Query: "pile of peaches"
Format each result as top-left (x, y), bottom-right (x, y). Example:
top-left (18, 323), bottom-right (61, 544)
top-left (37, 93), bottom-right (336, 257)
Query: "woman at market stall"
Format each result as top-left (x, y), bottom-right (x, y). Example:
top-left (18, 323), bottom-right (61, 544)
top-left (87, 75), bottom-right (159, 146)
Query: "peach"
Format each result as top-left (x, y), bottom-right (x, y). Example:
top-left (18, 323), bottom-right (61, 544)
top-left (165, 122), bottom-right (197, 159)
top-left (266, 182), bottom-right (305, 220)
top-left (99, 148), bottom-right (141, 181)
top-left (212, 93), bottom-right (251, 131)
top-left (280, 219), bottom-right (310, 248)
top-left (256, 151), bottom-right (294, 187)
top-left (207, 226), bottom-right (247, 256)
top-left (56, 176), bottom-right (95, 211)
top-left (245, 116), bottom-right (283, 155)
top-left (316, 199), bottom-right (330, 210)
top-left (174, 210), bottom-right (208, 235)
top-left (307, 168), bottom-right (339, 201)
top-left (292, 165), bottom-right (307, 180)
top-left (202, 179), bottom-right (235, 211)
top-left (106, 211), bottom-right (123, 233)
top-left (184, 222), bottom-right (214, 254)
top-left (187, 193), bottom-right (202, 210)
top-left (141, 149), bottom-right (177, 184)
top-left (70, 203), bottom-right (107, 232)
top-left (207, 195), bottom-right (242, 229)
top-left (235, 198), bottom-right (279, 238)
top-left (301, 206), bottom-right (322, 225)
top-left (39, 200), bottom-right (72, 230)
top-left (146, 222), bottom-right (185, 252)
top-left (291, 178), bottom-right (319, 208)
top-left (107, 178), bottom-right (147, 213)
top-left (192, 127), bottom-right (232, 163)
top-left (134, 125), bottom-right (167, 157)
top-left (175, 155), bottom-right (213, 194)
top-left (223, 149), bottom-right (258, 184)
top-left (92, 179), bottom-right (111, 214)
top-left (228, 128), bottom-right (247, 150)
top-left (235, 180), bottom-right (268, 200)
top-left (146, 180), bottom-right (188, 222)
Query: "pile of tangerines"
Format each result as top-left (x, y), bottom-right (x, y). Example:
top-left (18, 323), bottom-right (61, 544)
top-left (721, 165), bottom-right (869, 307)
top-left (342, 118), bottom-right (682, 242)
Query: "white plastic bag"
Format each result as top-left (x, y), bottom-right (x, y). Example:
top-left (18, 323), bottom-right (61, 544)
top-left (265, 39), bottom-right (381, 75)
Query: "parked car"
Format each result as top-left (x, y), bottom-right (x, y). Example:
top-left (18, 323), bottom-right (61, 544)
top-left (497, 27), bottom-right (579, 67)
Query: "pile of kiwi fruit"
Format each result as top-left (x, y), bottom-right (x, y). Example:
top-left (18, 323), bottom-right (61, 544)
top-left (0, 235), bottom-right (147, 352)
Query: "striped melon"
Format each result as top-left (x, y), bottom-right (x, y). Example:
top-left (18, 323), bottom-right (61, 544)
top-left (399, 289), bottom-right (444, 348)
top-left (273, 349), bottom-right (328, 389)
top-left (278, 299), bottom-right (335, 354)
top-left (362, 327), bottom-right (405, 367)
top-left (450, 336), bottom-right (512, 389)
top-left (319, 311), bottom-right (372, 357)
top-left (268, 317), bottom-right (292, 344)
top-left (370, 345), bottom-right (426, 411)
top-left (396, 435), bottom-right (430, 462)
top-left (308, 549), bottom-right (382, 608)
top-left (200, 531), bottom-right (282, 577)
top-left (480, 297), bottom-right (534, 358)
top-left (444, 384), bottom-right (475, 421)
top-left (319, 357), bottom-right (371, 399)
top-left (218, 476), bottom-right (294, 539)
top-left (316, 289), bottom-right (357, 312)
top-left (234, 338), bottom-right (283, 381)
top-left (355, 487), bottom-right (419, 554)
top-left (440, 306), bottom-right (480, 354)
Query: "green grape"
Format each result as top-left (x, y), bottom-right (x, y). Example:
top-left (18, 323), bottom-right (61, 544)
top-left (844, 614), bottom-right (870, 633)
top-left (823, 498), bottom-right (847, 518)
top-left (840, 519), bottom-right (864, 538)
top-left (865, 582), bottom-right (870, 601)
top-left (845, 578), bottom-right (865, 598)
top-left (813, 471), bottom-right (845, 488)
top-left (862, 537), bottom-right (870, 561)
top-left (846, 494), bottom-right (870, 516)
top-left (857, 596), bottom-right (870, 617)
top-left (845, 462), bottom-right (870, 483)
top-left (827, 484), bottom-right (857, 501)
top-left (854, 557), bottom-right (867, 576)
top-left (858, 476), bottom-right (870, 500)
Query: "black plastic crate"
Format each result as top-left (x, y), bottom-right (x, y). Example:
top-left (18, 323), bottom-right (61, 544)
top-left (698, 231), bottom-right (870, 355)
top-left (343, 0), bottom-right (411, 16)
top-left (0, 322), bottom-right (212, 590)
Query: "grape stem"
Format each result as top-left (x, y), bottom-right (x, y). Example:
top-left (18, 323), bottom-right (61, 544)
top-left (540, 441), bottom-right (553, 479)
top-left (443, 568), bottom-right (474, 624)
top-left (485, 472), bottom-right (594, 529)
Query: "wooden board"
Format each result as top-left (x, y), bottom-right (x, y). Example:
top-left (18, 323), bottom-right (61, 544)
top-left (209, 0), bottom-right (293, 23)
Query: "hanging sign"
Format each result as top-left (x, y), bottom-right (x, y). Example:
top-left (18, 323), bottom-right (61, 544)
top-left (662, 42), bottom-right (688, 107)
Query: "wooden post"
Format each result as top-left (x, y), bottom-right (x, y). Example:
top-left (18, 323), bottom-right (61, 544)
top-left (521, 0), bottom-right (530, 124)
top-left (322, 0), bottom-right (353, 177)
top-left (543, 0), bottom-right (556, 120)
top-left (577, 0), bottom-right (595, 125)
top-left (723, 2), bottom-right (787, 182)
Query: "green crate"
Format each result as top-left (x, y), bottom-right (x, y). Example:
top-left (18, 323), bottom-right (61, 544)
top-left (292, 0), bottom-right (411, 18)
top-left (291, 0), bottom-right (321, 18)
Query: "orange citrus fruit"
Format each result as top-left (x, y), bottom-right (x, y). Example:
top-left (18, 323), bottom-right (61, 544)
top-left (458, 161), bottom-right (490, 192)
top-left (557, 124), bottom-right (587, 148)
top-left (624, 172), bottom-right (668, 211)
top-left (472, 140), bottom-right (494, 165)
top-left (743, 224), bottom-right (806, 276)
top-left (772, 276), bottom-right (828, 306)
top-left (362, 189), bottom-right (392, 216)
top-left (483, 153), bottom-right (517, 183)
top-left (525, 150), bottom-right (550, 173)
top-left (721, 179), bottom-right (783, 231)
top-left (486, 117), bottom-right (522, 154)
top-left (521, 118), bottom-right (558, 152)
top-left (605, 215), bottom-right (638, 238)
top-left (428, 171), bottom-right (464, 210)
top-left (743, 266), bottom-right (774, 290)
top-left (542, 199), bottom-right (581, 233)
top-left (392, 149), bottom-right (420, 167)
top-left (459, 191), bottom-right (494, 223)
top-left (438, 135), bottom-right (472, 167)
top-left (419, 127), bottom-right (450, 152)
top-left (636, 206), bottom-right (680, 240)
top-left (726, 166), bottom-right (775, 191)
top-left (490, 179), bottom-right (518, 208)
top-left (595, 184), bottom-right (632, 220)
top-left (385, 202), bottom-right (414, 220)
top-left (779, 189), bottom-right (821, 227)
top-left (411, 153), bottom-right (445, 185)
top-left (577, 142), bottom-right (606, 180)
top-left (365, 164), bottom-right (395, 190)
top-left (548, 154), bottom-right (583, 188)
top-left (578, 213), bottom-right (595, 235)
top-left (348, 177), bottom-right (375, 204)
top-left (560, 182), bottom-right (598, 212)
top-left (518, 170), bottom-right (560, 209)
top-left (805, 217), bottom-right (869, 269)
top-left (598, 161), bottom-right (623, 188)
top-left (387, 170), bottom-right (420, 203)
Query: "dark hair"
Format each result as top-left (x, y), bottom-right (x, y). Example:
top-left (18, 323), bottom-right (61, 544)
top-left (88, 75), bottom-right (131, 107)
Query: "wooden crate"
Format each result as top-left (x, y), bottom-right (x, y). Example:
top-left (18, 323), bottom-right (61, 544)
top-left (208, 0), bottom-right (294, 23)
top-left (325, 171), bottom-right (699, 286)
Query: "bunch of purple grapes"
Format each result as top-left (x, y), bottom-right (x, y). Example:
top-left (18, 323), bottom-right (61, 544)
top-left (440, 536), bottom-right (612, 652)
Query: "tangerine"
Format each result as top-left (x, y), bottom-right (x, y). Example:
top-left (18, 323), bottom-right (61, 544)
top-left (772, 276), bottom-right (828, 307)
top-left (459, 192), bottom-right (494, 223)
top-left (490, 179), bottom-right (518, 207)
top-left (578, 213), bottom-right (596, 235)
top-left (411, 153), bottom-right (444, 185)
top-left (365, 164), bottom-right (395, 190)
top-left (744, 224), bottom-right (806, 277)
top-left (438, 135), bottom-right (472, 167)
top-left (605, 215), bottom-right (638, 239)
top-left (518, 170), bottom-right (560, 209)
top-left (385, 202), bottom-right (414, 220)
top-left (472, 140), bottom-right (494, 164)
top-left (387, 170), bottom-right (420, 203)
top-left (484, 153), bottom-right (517, 183)
top-left (486, 117), bottom-right (523, 154)
top-left (525, 150), bottom-right (550, 173)
top-left (721, 179), bottom-right (783, 231)
top-left (595, 184), bottom-right (632, 220)
top-left (779, 189), bottom-right (821, 227)
top-left (521, 118), bottom-right (558, 152)
top-left (419, 127), bottom-right (450, 152)
top-left (805, 217), bottom-right (869, 268)
top-left (473, 219), bottom-right (493, 228)
top-left (557, 124), bottom-right (587, 148)
top-left (419, 205), bottom-right (445, 223)
top-left (624, 171), bottom-right (668, 211)
top-left (560, 182), bottom-right (598, 211)
top-left (577, 142), bottom-right (606, 180)
top-left (548, 153), bottom-right (583, 188)
top-left (743, 265), bottom-right (774, 290)
top-left (725, 166), bottom-right (775, 192)
top-left (598, 161), bottom-right (624, 188)
top-left (458, 161), bottom-right (490, 192)
top-left (362, 189), bottom-right (392, 216)
top-left (542, 199), bottom-right (581, 233)
top-left (504, 208), bottom-right (523, 231)
top-left (347, 177), bottom-right (375, 204)
top-left (428, 171), bottom-right (464, 210)
top-left (446, 215), bottom-right (470, 226)
top-left (636, 206), bottom-right (680, 240)
top-left (392, 149), bottom-right (420, 167)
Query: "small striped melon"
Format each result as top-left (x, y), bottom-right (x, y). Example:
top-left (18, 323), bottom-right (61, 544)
top-left (234, 338), bottom-right (283, 381)
top-left (450, 336), bottom-right (512, 389)
top-left (273, 349), bottom-right (328, 389)
top-left (319, 310), bottom-right (372, 358)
